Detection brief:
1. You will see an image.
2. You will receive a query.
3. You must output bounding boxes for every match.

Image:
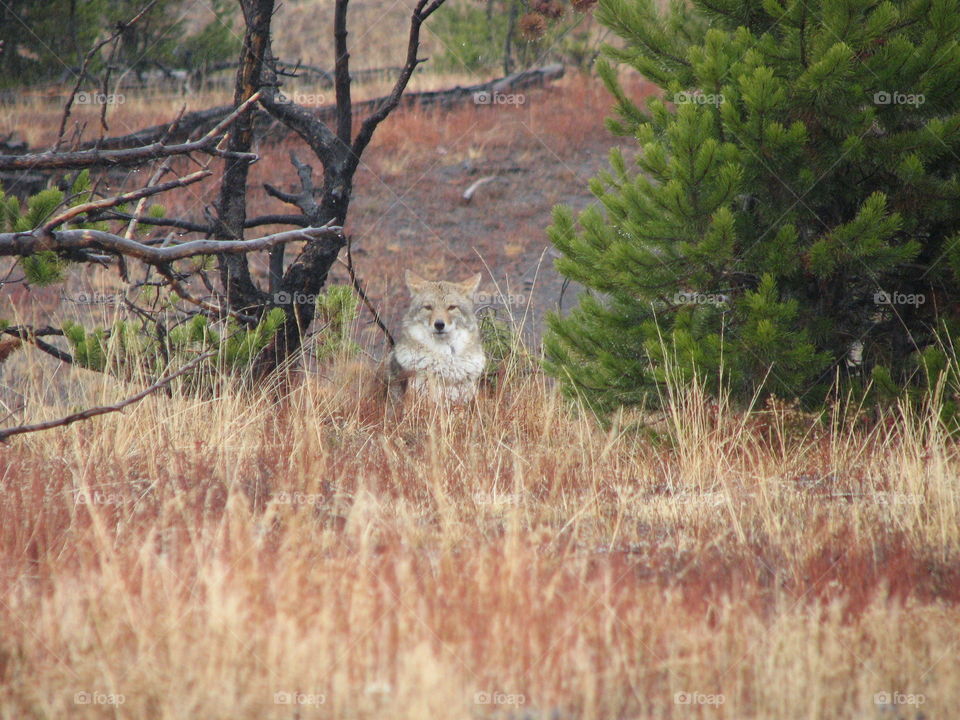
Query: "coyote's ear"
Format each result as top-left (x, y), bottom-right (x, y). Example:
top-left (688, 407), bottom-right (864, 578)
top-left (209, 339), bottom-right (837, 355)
top-left (405, 270), bottom-right (428, 295)
top-left (460, 272), bottom-right (482, 296)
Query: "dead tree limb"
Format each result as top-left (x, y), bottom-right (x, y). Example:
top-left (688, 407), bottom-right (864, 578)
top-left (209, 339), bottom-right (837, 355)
top-left (348, 0), bottom-right (446, 165)
top-left (263, 151), bottom-right (322, 291)
top-left (93, 210), bottom-right (309, 233)
top-left (333, 0), bottom-right (352, 144)
top-left (5, 65), bottom-right (565, 158)
top-left (154, 264), bottom-right (258, 323)
top-left (0, 92), bottom-right (262, 171)
top-left (2, 326), bottom-right (73, 365)
top-left (342, 236), bottom-right (394, 348)
top-left (41, 169), bottom-right (212, 232)
top-left (0, 350), bottom-right (216, 443)
top-left (123, 108), bottom-right (189, 241)
top-left (0, 224), bottom-right (342, 265)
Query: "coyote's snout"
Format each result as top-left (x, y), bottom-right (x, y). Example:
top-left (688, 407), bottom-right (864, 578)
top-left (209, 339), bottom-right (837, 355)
top-left (389, 271), bottom-right (485, 404)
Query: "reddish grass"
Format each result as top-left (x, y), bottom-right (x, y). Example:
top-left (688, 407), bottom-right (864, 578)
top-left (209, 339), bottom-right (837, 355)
top-left (0, 355), bottom-right (958, 718)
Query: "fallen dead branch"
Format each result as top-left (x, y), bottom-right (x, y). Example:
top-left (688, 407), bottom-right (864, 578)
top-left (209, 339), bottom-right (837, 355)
top-left (462, 175), bottom-right (498, 202)
top-left (4, 65), bottom-right (566, 156)
top-left (0, 350), bottom-right (216, 443)
top-left (0, 92), bottom-right (262, 171)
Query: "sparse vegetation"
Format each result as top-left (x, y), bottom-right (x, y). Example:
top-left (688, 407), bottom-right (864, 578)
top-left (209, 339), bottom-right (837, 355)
top-left (1, 328), bottom-right (959, 718)
top-left (0, 0), bottom-right (958, 718)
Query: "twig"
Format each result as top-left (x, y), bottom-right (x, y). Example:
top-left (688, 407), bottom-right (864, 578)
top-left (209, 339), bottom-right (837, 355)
top-left (97, 210), bottom-right (308, 232)
top-left (2, 326), bottom-right (73, 364)
top-left (124, 107), bottom-right (188, 240)
top-left (41, 169), bottom-right (212, 232)
top-left (342, 236), bottom-right (394, 347)
top-left (0, 350), bottom-right (216, 443)
top-left (348, 0), bottom-right (447, 163)
top-left (462, 175), bottom-right (497, 202)
top-left (53, 1), bottom-right (158, 153)
top-left (97, 211), bottom-right (213, 234)
top-left (155, 263), bottom-right (258, 324)
top-left (262, 151), bottom-right (321, 217)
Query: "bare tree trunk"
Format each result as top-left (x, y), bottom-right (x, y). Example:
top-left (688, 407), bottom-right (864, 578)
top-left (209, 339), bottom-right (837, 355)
top-left (486, 0), bottom-right (495, 59)
top-left (214, 0), bottom-right (274, 316)
top-left (503, 0), bottom-right (518, 75)
top-left (253, 0), bottom-right (446, 377)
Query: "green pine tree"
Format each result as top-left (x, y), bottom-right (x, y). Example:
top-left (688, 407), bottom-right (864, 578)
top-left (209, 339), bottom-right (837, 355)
top-left (545, 0), bottom-right (960, 413)
top-left (0, 0), bottom-right (239, 88)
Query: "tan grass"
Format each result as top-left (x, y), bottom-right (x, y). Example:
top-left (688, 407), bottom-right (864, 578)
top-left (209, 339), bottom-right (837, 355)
top-left (1, 327), bottom-right (958, 719)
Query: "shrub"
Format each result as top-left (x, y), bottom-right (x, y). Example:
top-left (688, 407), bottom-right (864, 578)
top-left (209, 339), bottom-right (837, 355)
top-left (545, 0), bottom-right (960, 415)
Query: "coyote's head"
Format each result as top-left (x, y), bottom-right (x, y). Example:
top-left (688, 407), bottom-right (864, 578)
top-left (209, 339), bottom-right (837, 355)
top-left (402, 270), bottom-right (482, 344)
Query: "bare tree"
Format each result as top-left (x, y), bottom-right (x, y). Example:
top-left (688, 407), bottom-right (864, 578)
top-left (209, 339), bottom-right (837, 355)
top-left (226, 0), bottom-right (449, 376)
top-left (0, 0), bottom-right (562, 416)
top-left (0, 0), bottom-right (450, 385)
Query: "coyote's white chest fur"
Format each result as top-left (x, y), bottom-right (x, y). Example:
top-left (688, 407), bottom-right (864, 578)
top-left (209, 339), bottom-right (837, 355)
top-left (390, 271), bottom-right (485, 404)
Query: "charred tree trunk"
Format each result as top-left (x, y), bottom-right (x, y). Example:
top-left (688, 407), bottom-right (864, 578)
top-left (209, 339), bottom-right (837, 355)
top-left (252, 0), bottom-right (447, 377)
top-left (214, 0), bottom-right (274, 315)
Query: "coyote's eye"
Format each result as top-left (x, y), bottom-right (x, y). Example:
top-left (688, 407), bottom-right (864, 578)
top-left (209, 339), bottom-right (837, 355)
top-left (447, 305), bottom-right (458, 312)
top-left (423, 305), bottom-right (433, 311)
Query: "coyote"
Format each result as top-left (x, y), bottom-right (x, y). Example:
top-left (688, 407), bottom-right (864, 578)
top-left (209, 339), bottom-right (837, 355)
top-left (388, 271), bottom-right (485, 404)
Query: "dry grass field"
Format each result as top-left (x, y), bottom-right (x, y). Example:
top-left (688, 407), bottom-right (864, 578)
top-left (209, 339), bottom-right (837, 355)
top-left (1, 21), bottom-right (959, 720)
top-left (1, 340), bottom-right (959, 719)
